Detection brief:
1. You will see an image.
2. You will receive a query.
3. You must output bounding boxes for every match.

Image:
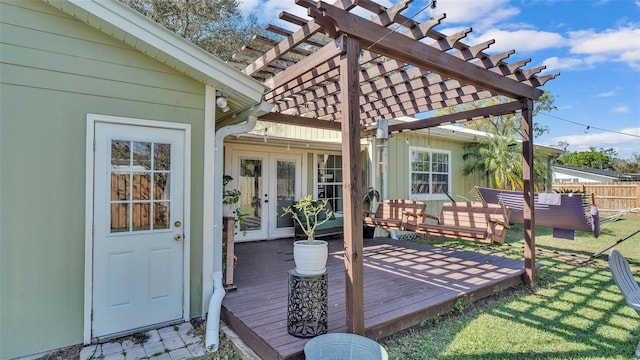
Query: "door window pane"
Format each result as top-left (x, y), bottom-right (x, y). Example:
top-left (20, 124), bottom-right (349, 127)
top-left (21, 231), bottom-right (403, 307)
top-left (132, 203), bottom-right (151, 231)
top-left (132, 173), bottom-right (151, 201)
top-left (111, 140), bottom-right (130, 170)
top-left (154, 143), bottom-right (171, 170)
top-left (154, 202), bottom-right (170, 229)
top-left (109, 140), bottom-right (172, 233)
top-left (133, 142), bottom-right (151, 170)
top-left (154, 173), bottom-right (170, 200)
top-left (111, 203), bottom-right (129, 232)
top-left (111, 173), bottom-right (130, 201)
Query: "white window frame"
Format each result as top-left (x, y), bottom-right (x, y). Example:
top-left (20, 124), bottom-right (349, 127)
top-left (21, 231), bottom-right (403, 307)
top-left (315, 152), bottom-right (344, 216)
top-left (408, 146), bottom-right (451, 201)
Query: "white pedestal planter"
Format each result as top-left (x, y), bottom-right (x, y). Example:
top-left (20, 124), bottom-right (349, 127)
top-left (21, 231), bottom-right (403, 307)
top-left (293, 240), bottom-right (328, 275)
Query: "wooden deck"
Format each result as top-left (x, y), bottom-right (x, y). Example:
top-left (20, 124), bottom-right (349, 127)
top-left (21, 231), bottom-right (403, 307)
top-left (221, 237), bottom-right (525, 360)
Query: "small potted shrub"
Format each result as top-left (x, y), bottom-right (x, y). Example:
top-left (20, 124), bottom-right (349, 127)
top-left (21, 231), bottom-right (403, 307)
top-left (282, 195), bottom-right (333, 275)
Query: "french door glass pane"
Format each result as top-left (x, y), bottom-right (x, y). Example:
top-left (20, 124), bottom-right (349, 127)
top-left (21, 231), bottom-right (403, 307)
top-left (239, 159), bottom-right (262, 232)
top-left (276, 160), bottom-right (296, 229)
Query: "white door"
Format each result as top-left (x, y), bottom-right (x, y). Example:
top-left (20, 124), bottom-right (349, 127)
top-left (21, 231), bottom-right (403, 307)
top-left (230, 151), bottom-right (301, 241)
top-left (92, 122), bottom-right (185, 339)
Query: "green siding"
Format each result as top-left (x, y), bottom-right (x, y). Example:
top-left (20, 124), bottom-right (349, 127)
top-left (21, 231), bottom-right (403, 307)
top-left (384, 132), bottom-right (485, 213)
top-left (1, 1), bottom-right (206, 358)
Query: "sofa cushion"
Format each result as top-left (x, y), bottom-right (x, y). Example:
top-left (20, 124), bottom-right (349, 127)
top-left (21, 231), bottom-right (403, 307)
top-left (314, 217), bottom-right (343, 231)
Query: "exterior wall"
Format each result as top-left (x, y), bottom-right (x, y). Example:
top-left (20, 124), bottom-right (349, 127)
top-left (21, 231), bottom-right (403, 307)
top-left (385, 132), bottom-right (484, 214)
top-left (0, 1), bottom-right (206, 358)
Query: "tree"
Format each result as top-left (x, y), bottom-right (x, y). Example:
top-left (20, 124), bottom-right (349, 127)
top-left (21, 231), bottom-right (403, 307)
top-left (440, 91), bottom-right (557, 138)
top-left (447, 92), bottom-right (557, 190)
top-left (557, 148), bottom-right (614, 169)
top-left (119, 0), bottom-right (264, 61)
top-left (612, 153), bottom-right (640, 174)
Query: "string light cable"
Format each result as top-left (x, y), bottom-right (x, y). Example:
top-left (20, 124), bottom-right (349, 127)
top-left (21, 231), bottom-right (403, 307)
top-left (538, 111), bottom-right (640, 138)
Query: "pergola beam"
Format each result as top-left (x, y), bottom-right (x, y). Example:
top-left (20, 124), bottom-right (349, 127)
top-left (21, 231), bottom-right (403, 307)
top-left (258, 111), bottom-right (342, 130)
top-left (309, 2), bottom-right (543, 100)
top-left (388, 100), bottom-right (526, 133)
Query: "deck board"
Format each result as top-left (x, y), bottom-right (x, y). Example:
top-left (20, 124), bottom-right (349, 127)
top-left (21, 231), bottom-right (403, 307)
top-left (222, 237), bottom-right (525, 360)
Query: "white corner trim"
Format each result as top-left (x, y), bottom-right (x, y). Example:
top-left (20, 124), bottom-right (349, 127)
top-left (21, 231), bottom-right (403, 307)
top-left (83, 116), bottom-right (95, 345)
top-left (202, 86), bottom-right (216, 315)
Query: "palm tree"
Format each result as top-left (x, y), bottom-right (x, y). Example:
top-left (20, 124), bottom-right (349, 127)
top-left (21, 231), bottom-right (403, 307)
top-left (462, 121), bottom-right (551, 191)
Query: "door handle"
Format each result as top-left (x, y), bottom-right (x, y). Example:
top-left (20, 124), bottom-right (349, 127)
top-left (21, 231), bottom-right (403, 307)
top-left (174, 234), bottom-right (183, 241)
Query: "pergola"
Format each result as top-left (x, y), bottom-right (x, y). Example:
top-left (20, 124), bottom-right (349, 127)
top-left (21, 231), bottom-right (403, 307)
top-left (230, 0), bottom-right (558, 335)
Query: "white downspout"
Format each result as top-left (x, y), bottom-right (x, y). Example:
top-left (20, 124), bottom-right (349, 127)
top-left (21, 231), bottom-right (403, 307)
top-left (205, 101), bottom-right (271, 351)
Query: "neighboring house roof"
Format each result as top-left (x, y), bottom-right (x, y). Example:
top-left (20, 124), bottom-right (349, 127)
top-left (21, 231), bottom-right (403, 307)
top-left (43, 0), bottom-right (267, 118)
top-left (554, 164), bottom-right (640, 181)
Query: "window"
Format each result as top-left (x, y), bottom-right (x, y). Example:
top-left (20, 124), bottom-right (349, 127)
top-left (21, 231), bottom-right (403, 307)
top-left (110, 140), bottom-right (171, 233)
top-left (409, 147), bottom-right (450, 199)
top-left (316, 154), bottom-right (343, 213)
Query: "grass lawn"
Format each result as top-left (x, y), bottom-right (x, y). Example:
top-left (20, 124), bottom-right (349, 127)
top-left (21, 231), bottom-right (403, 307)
top-left (380, 213), bottom-right (640, 360)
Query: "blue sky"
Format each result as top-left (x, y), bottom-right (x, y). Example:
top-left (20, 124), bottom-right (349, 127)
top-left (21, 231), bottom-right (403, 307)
top-left (238, 0), bottom-right (640, 160)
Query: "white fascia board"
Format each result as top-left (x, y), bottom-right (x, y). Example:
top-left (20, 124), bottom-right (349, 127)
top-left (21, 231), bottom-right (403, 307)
top-left (44, 0), bottom-right (266, 102)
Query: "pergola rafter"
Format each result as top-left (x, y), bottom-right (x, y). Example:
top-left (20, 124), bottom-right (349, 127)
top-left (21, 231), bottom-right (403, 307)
top-left (234, 0), bottom-right (558, 336)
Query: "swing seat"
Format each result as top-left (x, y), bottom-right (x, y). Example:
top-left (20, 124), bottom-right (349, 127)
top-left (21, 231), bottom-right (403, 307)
top-left (363, 199), bottom-right (426, 231)
top-left (608, 248), bottom-right (640, 358)
top-left (405, 202), bottom-right (511, 244)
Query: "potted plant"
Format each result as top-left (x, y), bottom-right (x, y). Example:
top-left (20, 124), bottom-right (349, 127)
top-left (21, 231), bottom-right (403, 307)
top-left (282, 195), bottom-right (333, 275)
top-left (362, 187), bottom-right (380, 239)
top-left (223, 175), bottom-right (246, 234)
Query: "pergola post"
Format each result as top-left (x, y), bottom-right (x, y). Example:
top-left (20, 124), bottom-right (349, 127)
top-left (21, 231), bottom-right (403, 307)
top-left (521, 98), bottom-right (536, 289)
top-left (339, 35), bottom-right (365, 334)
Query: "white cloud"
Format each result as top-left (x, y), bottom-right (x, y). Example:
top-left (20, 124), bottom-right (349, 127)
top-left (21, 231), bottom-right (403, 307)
top-left (551, 127), bottom-right (640, 158)
top-left (472, 29), bottom-right (565, 53)
top-left (596, 91), bottom-right (616, 97)
top-left (568, 26), bottom-right (640, 69)
top-left (425, 0), bottom-right (517, 29)
top-left (239, 0), bottom-right (310, 30)
top-left (612, 105), bottom-right (630, 113)
top-left (541, 56), bottom-right (588, 72)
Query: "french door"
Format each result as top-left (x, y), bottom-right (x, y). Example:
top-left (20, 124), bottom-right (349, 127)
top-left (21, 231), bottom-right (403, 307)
top-left (228, 151), bottom-right (302, 241)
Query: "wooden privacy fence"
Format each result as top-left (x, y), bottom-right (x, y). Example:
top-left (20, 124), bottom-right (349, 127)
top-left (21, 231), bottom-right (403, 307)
top-left (552, 182), bottom-right (640, 212)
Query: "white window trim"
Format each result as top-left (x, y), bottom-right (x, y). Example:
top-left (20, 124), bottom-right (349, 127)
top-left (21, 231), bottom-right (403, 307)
top-left (314, 152), bottom-right (344, 217)
top-left (408, 146), bottom-right (451, 201)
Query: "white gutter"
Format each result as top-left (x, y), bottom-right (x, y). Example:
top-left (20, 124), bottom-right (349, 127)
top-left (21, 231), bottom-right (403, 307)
top-left (205, 100), bottom-right (272, 351)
